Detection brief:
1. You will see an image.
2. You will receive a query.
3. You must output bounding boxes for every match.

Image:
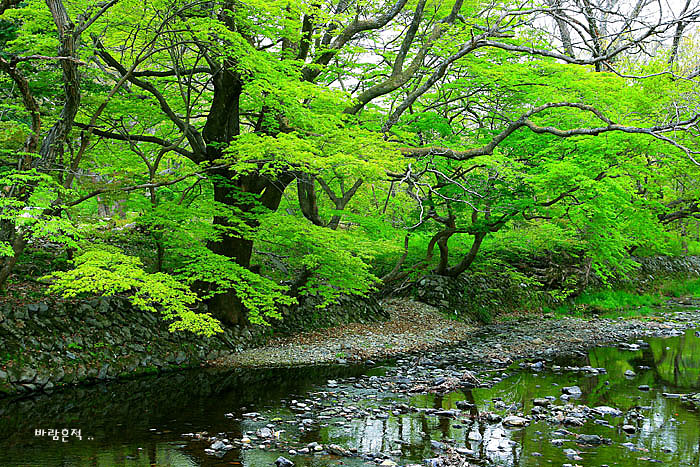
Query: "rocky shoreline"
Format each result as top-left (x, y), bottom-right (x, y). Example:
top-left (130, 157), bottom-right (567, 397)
top-left (216, 299), bottom-right (700, 371)
top-left (197, 306), bottom-right (700, 467)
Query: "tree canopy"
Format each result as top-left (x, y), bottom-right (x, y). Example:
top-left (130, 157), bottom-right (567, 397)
top-left (1, 0), bottom-right (699, 333)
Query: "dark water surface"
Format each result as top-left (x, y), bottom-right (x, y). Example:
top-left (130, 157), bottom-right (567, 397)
top-left (1, 326), bottom-right (700, 466)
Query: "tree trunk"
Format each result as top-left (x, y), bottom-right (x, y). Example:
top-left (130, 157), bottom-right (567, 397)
top-left (444, 231), bottom-right (487, 277)
top-left (205, 169), bottom-right (295, 324)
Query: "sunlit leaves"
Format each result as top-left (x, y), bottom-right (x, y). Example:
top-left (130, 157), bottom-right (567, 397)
top-left (46, 249), bottom-right (223, 336)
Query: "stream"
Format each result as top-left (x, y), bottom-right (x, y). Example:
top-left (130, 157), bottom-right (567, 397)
top-left (1, 319), bottom-right (700, 466)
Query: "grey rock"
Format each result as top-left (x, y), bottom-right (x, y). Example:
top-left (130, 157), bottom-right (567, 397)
top-left (562, 386), bottom-right (582, 396)
top-left (577, 434), bottom-right (602, 445)
top-left (502, 415), bottom-right (529, 427)
top-left (275, 456), bottom-right (295, 467)
top-left (594, 406), bottom-right (622, 417)
top-left (210, 440), bottom-right (226, 451)
top-left (622, 424), bottom-right (637, 434)
top-left (18, 367), bottom-right (37, 383)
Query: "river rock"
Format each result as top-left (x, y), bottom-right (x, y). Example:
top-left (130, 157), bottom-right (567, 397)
top-left (594, 406), bottom-right (622, 416)
top-left (275, 457), bottom-right (295, 467)
top-left (210, 440), bottom-right (226, 450)
top-left (562, 386), bottom-right (582, 396)
top-left (503, 415), bottom-right (530, 427)
top-left (327, 444), bottom-right (351, 457)
top-left (563, 448), bottom-right (582, 460)
top-left (456, 400), bottom-right (474, 409)
top-left (622, 424), bottom-right (637, 434)
top-left (577, 434), bottom-right (602, 445)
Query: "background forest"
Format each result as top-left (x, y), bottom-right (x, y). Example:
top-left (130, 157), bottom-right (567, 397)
top-left (1, 0), bottom-right (700, 334)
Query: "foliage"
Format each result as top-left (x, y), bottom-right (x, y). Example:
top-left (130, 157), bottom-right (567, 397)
top-left (45, 249), bottom-right (223, 335)
top-left (0, 0), bottom-right (698, 331)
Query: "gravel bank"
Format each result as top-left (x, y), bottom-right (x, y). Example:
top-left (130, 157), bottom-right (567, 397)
top-left (216, 299), bottom-right (475, 367)
top-left (215, 299), bottom-right (700, 369)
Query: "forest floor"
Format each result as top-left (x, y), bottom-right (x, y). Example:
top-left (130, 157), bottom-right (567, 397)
top-left (215, 298), bottom-right (700, 368)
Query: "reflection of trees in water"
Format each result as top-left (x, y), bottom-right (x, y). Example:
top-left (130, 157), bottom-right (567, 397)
top-left (0, 364), bottom-right (369, 446)
top-left (649, 330), bottom-right (700, 389)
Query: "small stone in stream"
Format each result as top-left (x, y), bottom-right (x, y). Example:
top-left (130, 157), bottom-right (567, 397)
top-left (257, 427), bottom-right (273, 438)
top-left (638, 385), bottom-right (650, 391)
top-left (622, 424), bottom-right (637, 434)
top-left (327, 444), bottom-right (351, 457)
top-left (562, 386), bottom-right (582, 396)
top-left (379, 461), bottom-right (397, 466)
top-left (532, 338), bottom-right (544, 345)
top-left (468, 431), bottom-right (482, 441)
top-left (456, 447), bottom-right (474, 455)
top-left (210, 440), bottom-right (226, 450)
top-left (241, 437), bottom-right (251, 444)
top-left (435, 410), bottom-right (458, 418)
top-left (502, 415), bottom-right (530, 427)
top-left (619, 343), bottom-right (641, 351)
top-left (594, 406), bottom-right (622, 416)
top-left (275, 456), bottom-right (295, 467)
top-left (224, 413), bottom-right (234, 418)
top-left (533, 398), bottom-right (551, 407)
top-left (563, 448), bottom-right (582, 460)
top-left (430, 440), bottom-right (445, 450)
top-left (663, 393), bottom-right (682, 398)
top-left (563, 417), bottom-right (585, 427)
top-left (456, 400), bottom-right (474, 409)
top-left (577, 434), bottom-right (602, 445)
top-left (624, 370), bottom-right (636, 377)
top-left (242, 412), bottom-right (260, 418)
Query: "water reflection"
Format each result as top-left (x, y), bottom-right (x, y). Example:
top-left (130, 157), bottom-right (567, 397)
top-left (1, 329), bottom-right (699, 466)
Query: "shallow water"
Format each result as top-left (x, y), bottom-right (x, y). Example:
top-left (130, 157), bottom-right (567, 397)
top-left (1, 325), bottom-right (700, 466)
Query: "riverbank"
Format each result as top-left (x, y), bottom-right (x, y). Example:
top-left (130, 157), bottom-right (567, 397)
top-left (215, 298), bottom-right (700, 370)
top-left (2, 254), bottom-right (700, 399)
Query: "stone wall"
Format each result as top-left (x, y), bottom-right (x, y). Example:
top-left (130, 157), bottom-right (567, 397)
top-left (0, 293), bottom-right (386, 398)
top-left (273, 294), bottom-right (387, 334)
top-left (411, 256), bottom-right (700, 322)
top-left (413, 273), bottom-right (542, 324)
